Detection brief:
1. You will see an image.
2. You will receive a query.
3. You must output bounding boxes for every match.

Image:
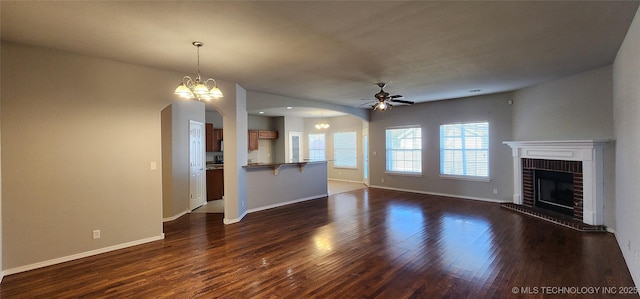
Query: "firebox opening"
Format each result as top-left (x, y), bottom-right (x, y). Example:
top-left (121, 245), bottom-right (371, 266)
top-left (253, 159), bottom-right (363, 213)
top-left (534, 170), bottom-right (574, 217)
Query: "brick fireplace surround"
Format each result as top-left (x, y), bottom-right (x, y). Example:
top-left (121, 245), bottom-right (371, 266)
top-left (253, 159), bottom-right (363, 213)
top-left (503, 140), bottom-right (610, 226)
top-left (521, 158), bottom-right (583, 221)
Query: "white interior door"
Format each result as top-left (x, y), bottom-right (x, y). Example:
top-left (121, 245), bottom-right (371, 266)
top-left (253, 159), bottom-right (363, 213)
top-left (189, 121), bottom-right (205, 211)
top-left (289, 132), bottom-right (303, 162)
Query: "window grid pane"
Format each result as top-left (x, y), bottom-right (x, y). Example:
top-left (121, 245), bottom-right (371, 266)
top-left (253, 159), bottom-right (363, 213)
top-left (334, 132), bottom-right (357, 167)
top-left (308, 134), bottom-right (326, 161)
top-left (385, 127), bottom-right (422, 174)
top-left (440, 122), bottom-right (489, 178)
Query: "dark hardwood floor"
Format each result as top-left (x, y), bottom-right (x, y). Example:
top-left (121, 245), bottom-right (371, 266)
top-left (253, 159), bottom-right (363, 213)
top-left (1, 188), bottom-right (636, 298)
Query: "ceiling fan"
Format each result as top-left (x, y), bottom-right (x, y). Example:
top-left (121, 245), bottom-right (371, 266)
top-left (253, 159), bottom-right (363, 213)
top-left (363, 83), bottom-right (414, 111)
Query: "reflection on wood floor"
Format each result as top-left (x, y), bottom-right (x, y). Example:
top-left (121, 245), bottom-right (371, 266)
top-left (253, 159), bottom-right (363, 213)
top-left (0, 188), bottom-right (635, 298)
top-left (327, 179), bottom-right (366, 195)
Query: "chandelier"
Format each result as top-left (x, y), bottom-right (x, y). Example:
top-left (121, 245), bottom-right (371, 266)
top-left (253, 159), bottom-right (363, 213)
top-left (174, 41), bottom-right (223, 101)
top-left (315, 122), bottom-right (330, 129)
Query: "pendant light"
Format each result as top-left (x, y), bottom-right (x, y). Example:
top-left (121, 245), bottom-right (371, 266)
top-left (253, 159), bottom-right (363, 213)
top-left (174, 41), bottom-right (223, 101)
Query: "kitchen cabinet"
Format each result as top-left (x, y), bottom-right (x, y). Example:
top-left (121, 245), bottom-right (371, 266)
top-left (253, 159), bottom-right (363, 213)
top-left (206, 123), bottom-right (223, 152)
top-left (205, 123), bottom-right (214, 152)
top-left (248, 130), bottom-right (259, 151)
top-left (258, 130), bottom-right (278, 139)
top-left (206, 169), bottom-right (224, 201)
top-left (213, 128), bottom-right (223, 152)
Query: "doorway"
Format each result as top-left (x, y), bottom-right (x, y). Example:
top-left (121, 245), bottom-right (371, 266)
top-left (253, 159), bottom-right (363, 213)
top-left (289, 131), bottom-right (303, 162)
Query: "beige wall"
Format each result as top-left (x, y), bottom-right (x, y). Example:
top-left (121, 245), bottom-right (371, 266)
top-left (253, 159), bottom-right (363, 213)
top-left (1, 43), bottom-right (169, 270)
top-left (613, 6), bottom-right (640, 287)
top-left (274, 117), bottom-right (286, 163)
top-left (369, 93), bottom-right (514, 202)
top-left (205, 111), bottom-right (223, 128)
top-left (512, 65), bottom-right (614, 141)
top-left (304, 115), bottom-right (366, 182)
top-left (218, 84), bottom-right (248, 222)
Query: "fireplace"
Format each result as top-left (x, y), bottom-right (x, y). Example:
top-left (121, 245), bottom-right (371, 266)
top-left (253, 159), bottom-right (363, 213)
top-left (534, 170), bottom-right (574, 216)
top-left (503, 140), bottom-right (609, 225)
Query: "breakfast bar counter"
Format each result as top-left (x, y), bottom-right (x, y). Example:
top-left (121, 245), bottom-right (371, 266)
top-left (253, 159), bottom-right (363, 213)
top-left (242, 160), bottom-right (326, 175)
top-left (244, 160), bottom-right (328, 211)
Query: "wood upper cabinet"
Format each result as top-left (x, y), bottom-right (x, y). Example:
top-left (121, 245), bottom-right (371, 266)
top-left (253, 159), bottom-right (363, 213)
top-left (206, 123), bottom-right (223, 152)
top-left (205, 123), bottom-right (214, 152)
top-left (258, 130), bottom-right (278, 139)
top-left (248, 130), bottom-right (259, 151)
top-left (212, 128), bottom-right (223, 152)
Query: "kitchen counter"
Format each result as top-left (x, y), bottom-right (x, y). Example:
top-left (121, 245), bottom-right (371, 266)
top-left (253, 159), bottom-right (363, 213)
top-left (243, 160), bottom-right (326, 175)
top-left (206, 163), bottom-right (224, 170)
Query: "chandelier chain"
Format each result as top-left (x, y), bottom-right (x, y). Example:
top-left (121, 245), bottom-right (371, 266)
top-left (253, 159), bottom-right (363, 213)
top-left (196, 45), bottom-right (201, 78)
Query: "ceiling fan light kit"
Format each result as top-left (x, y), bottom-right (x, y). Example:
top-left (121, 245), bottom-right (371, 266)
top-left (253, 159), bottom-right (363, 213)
top-left (367, 83), bottom-right (414, 111)
top-left (174, 41), bottom-right (224, 101)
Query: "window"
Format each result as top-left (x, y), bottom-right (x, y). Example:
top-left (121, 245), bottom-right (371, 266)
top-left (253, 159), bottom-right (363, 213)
top-left (385, 127), bottom-right (422, 174)
top-left (333, 132), bottom-right (357, 168)
top-left (440, 122), bottom-right (489, 178)
top-left (308, 134), bottom-right (326, 160)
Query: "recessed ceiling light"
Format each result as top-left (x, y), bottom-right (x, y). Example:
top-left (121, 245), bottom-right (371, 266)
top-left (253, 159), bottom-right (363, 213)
top-left (286, 107), bottom-right (293, 110)
top-left (469, 89), bottom-right (481, 93)
top-left (259, 111), bottom-right (265, 114)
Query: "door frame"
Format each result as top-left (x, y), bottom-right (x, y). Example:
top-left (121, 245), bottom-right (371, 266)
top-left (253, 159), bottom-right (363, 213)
top-left (288, 131), bottom-right (303, 163)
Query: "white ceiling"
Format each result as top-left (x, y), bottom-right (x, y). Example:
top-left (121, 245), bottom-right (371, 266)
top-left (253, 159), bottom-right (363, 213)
top-left (2, 1), bottom-right (638, 116)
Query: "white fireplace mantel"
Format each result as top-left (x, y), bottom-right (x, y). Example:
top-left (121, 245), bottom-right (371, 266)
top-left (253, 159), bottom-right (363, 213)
top-left (503, 140), bottom-right (610, 225)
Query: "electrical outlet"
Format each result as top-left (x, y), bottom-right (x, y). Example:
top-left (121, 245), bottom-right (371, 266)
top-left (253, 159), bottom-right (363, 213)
top-left (635, 250), bottom-right (638, 261)
top-left (373, 151), bottom-right (377, 156)
top-left (381, 178), bottom-right (385, 183)
top-left (628, 240), bottom-right (632, 250)
top-left (493, 188), bottom-right (498, 194)
top-left (93, 230), bottom-right (101, 240)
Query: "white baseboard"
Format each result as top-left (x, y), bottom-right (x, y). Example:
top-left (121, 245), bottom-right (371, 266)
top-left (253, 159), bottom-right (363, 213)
top-left (2, 234), bottom-right (165, 277)
top-left (328, 178), bottom-right (364, 184)
top-left (223, 194), bottom-right (327, 224)
top-left (246, 194), bottom-right (328, 215)
top-left (607, 227), bottom-right (616, 234)
top-left (224, 210), bottom-right (248, 225)
top-left (163, 209), bottom-right (189, 222)
top-left (369, 185), bottom-right (510, 203)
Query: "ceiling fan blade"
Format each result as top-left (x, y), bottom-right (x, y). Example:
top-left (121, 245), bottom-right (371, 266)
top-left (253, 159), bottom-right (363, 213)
top-left (390, 95), bottom-right (404, 98)
top-left (390, 99), bottom-right (414, 105)
top-left (359, 101), bottom-right (376, 107)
